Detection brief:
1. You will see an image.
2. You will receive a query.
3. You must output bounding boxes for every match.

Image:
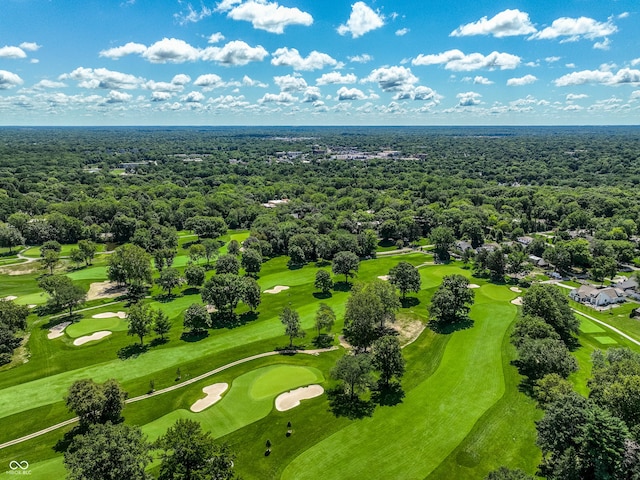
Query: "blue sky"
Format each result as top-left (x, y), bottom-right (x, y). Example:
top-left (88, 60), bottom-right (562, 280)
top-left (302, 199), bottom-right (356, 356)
top-left (0, 0), bottom-right (638, 125)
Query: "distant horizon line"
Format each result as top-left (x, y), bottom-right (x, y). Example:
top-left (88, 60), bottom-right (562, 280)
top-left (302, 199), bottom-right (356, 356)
top-left (0, 124), bottom-right (638, 129)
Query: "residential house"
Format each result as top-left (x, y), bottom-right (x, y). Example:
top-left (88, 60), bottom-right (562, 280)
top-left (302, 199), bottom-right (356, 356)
top-left (569, 285), bottom-right (625, 307)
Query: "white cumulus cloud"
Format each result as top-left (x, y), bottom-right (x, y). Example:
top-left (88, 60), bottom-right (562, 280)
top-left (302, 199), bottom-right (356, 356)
top-left (19, 42), bottom-right (41, 52)
top-left (566, 93), bottom-right (588, 101)
top-left (395, 28), bottom-right (409, 36)
top-left (274, 74), bottom-right (308, 92)
top-left (0, 46), bottom-right (27, 59)
top-left (316, 72), bottom-right (357, 85)
top-left (259, 92), bottom-right (297, 103)
top-left (337, 87), bottom-right (367, 101)
top-left (530, 16), bottom-right (617, 42)
top-left (208, 32), bottom-right (225, 44)
top-left (412, 49), bottom-right (520, 71)
top-left (105, 90), bottom-right (132, 103)
top-left (338, 2), bottom-right (384, 38)
top-left (451, 9), bottom-right (536, 37)
top-left (100, 42), bottom-right (147, 60)
top-left (393, 86), bottom-right (440, 102)
top-left (33, 79), bottom-right (67, 89)
top-left (271, 47), bottom-right (338, 71)
top-left (349, 54), bottom-right (373, 63)
top-left (472, 76), bottom-right (493, 85)
top-left (172, 74), bottom-right (191, 85)
top-left (554, 68), bottom-right (640, 87)
top-left (183, 91), bottom-right (205, 102)
top-left (201, 40), bottom-right (268, 66)
top-left (151, 91), bottom-right (173, 102)
top-left (242, 75), bottom-right (268, 87)
top-left (365, 66), bottom-right (418, 92)
top-left (0, 70), bottom-right (24, 89)
top-left (302, 86), bottom-right (321, 102)
top-left (143, 38), bottom-right (200, 63)
top-left (225, 0), bottom-right (313, 34)
top-left (506, 74), bottom-right (538, 86)
top-left (193, 74), bottom-right (226, 90)
top-left (175, 4), bottom-right (213, 25)
top-left (60, 67), bottom-right (143, 89)
top-left (457, 91), bottom-right (482, 106)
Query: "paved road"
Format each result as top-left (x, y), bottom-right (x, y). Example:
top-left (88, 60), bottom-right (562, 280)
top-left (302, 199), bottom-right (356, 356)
top-left (0, 346), bottom-right (338, 450)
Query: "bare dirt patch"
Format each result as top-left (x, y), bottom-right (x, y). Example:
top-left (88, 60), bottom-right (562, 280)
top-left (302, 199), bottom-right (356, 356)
top-left (467, 284), bottom-right (481, 289)
top-left (73, 331), bottom-right (112, 346)
top-left (48, 322), bottom-right (71, 340)
top-left (92, 311), bottom-right (127, 319)
top-left (87, 281), bottom-right (127, 301)
top-left (275, 385), bottom-right (324, 411)
top-left (264, 285), bottom-right (290, 294)
top-left (511, 297), bottom-right (523, 306)
top-left (190, 383), bottom-right (229, 412)
top-left (390, 317), bottom-right (426, 347)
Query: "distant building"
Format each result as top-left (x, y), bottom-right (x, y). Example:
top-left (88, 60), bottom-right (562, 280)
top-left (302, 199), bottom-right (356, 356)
top-left (569, 285), bottom-right (625, 307)
top-left (261, 199), bottom-right (290, 208)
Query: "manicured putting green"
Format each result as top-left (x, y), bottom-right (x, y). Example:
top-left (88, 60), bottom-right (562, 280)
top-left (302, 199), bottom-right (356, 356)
top-left (66, 266), bottom-right (107, 281)
top-left (593, 335), bottom-right (618, 345)
top-left (478, 283), bottom-right (516, 302)
top-left (579, 318), bottom-right (606, 333)
top-left (65, 317), bottom-right (129, 338)
top-left (142, 364), bottom-right (323, 442)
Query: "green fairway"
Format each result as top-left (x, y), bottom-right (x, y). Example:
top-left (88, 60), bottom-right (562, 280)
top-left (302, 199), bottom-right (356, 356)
top-left (142, 364), bottom-right (323, 441)
top-left (579, 317), bottom-right (607, 333)
top-left (593, 335), bottom-right (618, 345)
top-left (282, 291), bottom-right (517, 480)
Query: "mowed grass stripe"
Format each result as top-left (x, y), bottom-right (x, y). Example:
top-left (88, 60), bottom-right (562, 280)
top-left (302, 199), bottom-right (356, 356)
top-left (282, 296), bottom-right (516, 480)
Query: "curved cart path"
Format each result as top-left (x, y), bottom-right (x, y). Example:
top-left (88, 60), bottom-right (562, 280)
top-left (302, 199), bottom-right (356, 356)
top-left (0, 346), bottom-right (338, 450)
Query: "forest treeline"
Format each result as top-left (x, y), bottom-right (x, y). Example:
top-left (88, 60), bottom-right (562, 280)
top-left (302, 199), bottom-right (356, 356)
top-left (1, 127), bottom-right (640, 251)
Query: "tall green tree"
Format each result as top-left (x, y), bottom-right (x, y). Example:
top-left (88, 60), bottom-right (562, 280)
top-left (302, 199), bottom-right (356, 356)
top-left (201, 274), bottom-right (245, 316)
top-left (65, 378), bottom-right (127, 426)
top-left (241, 276), bottom-right (261, 312)
top-left (38, 274), bottom-right (86, 316)
top-left (388, 261), bottom-right (421, 300)
top-left (314, 269), bottom-right (333, 294)
top-left (153, 310), bottom-right (172, 340)
top-left (241, 248), bottom-right (262, 276)
top-left (64, 423), bottom-right (152, 480)
top-left (127, 303), bottom-right (153, 346)
top-left (343, 287), bottom-right (383, 352)
top-left (430, 226), bottom-right (455, 260)
top-left (331, 354), bottom-right (374, 400)
top-left (107, 244), bottom-right (152, 289)
top-left (155, 419), bottom-right (237, 480)
top-left (183, 303), bottom-right (211, 333)
top-left (428, 274), bottom-right (474, 325)
top-left (280, 306), bottom-right (305, 348)
top-left (314, 303), bottom-right (335, 336)
top-left (157, 267), bottom-right (182, 296)
top-left (184, 264), bottom-right (206, 288)
top-left (372, 335), bottom-right (405, 388)
top-left (332, 251), bottom-right (360, 284)
top-left (522, 284), bottom-right (579, 346)
top-left (215, 254), bottom-right (240, 275)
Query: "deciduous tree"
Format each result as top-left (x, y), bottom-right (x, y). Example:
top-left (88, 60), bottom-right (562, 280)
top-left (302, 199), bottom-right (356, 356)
top-left (388, 261), bottom-right (421, 300)
top-left (332, 251), bottom-right (359, 284)
top-left (280, 306), bottom-right (305, 348)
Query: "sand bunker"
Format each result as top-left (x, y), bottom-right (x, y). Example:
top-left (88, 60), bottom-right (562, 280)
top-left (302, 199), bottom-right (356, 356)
top-left (190, 383), bottom-right (229, 412)
top-left (377, 275), bottom-right (390, 281)
top-left (3, 295), bottom-right (17, 301)
top-left (73, 331), bottom-right (112, 346)
top-left (92, 311), bottom-right (127, 319)
top-left (467, 284), bottom-right (481, 289)
top-left (275, 385), bottom-right (324, 411)
top-left (510, 286), bottom-right (522, 293)
top-left (511, 297), bottom-right (523, 306)
top-left (48, 321), bottom-right (71, 340)
top-left (87, 281), bottom-right (127, 301)
top-left (264, 285), bottom-right (290, 294)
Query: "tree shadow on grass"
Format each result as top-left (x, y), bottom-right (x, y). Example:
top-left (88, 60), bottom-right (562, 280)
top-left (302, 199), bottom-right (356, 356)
top-left (180, 330), bottom-right (209, 343)
top-left (155, 293), bottom-right (179, 303)
top-left (371, 382), bottom-right (405, 407)
top-left (210, 311), bottom-right (257, 330)
top-left (332, 282), bottom-right (352, 293)
top-left (315, 260), bottom-right (331, 267)
top-left (427, 318), bottom-right (474, 334)
top-left (53, 425), bottom-right (87, 454)
top-left (312, 334), bottom-right (334, 349)
top-left (312, 292), bottom-right (332, 300)
top-left (149, 337), bottom-right (169, 348)
top-left (117, 343), bottom-right (150, 360)
top-left (326, 387), bottom-right (375, 420)
top-left (287, 263), bottom-right (304, 271)
top-left (182, 287), bottom-right (200, 296)
top-left (400, 297), bottom-right (420, 308)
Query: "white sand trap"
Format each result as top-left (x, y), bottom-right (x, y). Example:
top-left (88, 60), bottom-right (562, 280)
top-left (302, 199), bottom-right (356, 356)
top-left (377, 275), bottom-right (389, 281)
top-left (87, 281), bottom-right (127, 301)
top-left (264, 285), bottom-right (290, 294)
top-left (275, 385), bottom-right (324, 412)
top-left (467, 284), bottom-right (481, 289)
top-left (48, 321), bottom-right (71, 339)
top-left (28, 304), bottom-right (37, 309)
top-left (511, 297), bottom-right (523, 306)
top-left (92, 311), bottom-right (127, 319)
top-left (73, 331), bottom-right (112, 346)
top-left (190, 383), bottom-right (229, 412)
top-left (3, 295), bottom-right (17, 301)
top-left (510, 286), bottom-right (522, 293)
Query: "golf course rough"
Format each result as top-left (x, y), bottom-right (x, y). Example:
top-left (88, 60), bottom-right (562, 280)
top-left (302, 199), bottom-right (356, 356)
top-left (282, 285), bottom-right (517, 480)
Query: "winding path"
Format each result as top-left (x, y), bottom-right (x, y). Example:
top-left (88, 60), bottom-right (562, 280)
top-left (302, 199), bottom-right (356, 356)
top-left (0, 346), bottom-right (338, 450)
